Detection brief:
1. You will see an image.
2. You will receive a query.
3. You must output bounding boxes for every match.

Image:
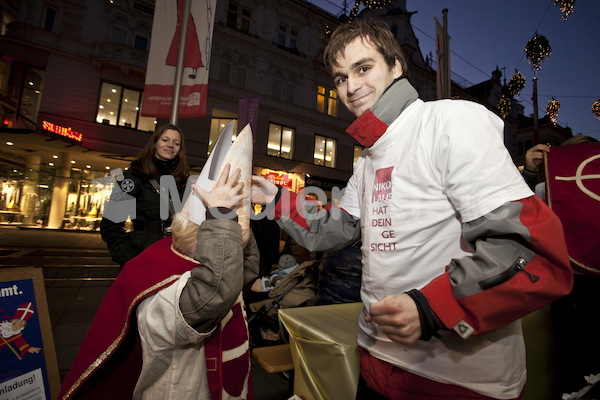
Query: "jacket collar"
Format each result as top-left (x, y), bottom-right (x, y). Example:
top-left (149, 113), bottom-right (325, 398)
top-left (345, 77), bottom-right (419, 148)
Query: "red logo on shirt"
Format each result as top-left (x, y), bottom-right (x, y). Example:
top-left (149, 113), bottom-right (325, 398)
top-left (372, 166), bottom-right (394, 203)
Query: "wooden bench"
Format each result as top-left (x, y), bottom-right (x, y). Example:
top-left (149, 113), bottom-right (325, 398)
top-left (252, 343), bottom-right (294, 373)
top-left (252, 344), bottom-right (294, 395)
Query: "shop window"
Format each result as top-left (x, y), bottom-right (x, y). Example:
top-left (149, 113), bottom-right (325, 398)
top-left (268, 123), bottom-right (294, 159)
top-left (314, 134), bottom-right (336, 168)
top-left (353, 145), bottom-right (364, 170)
top-left (96, 82), bottom-right (156, 131)
top-left (208, 118), bottom-right (237, 155)
top-left (62, 178), bottom-right (111, 230)
top-left (43, 6), bottom-right (57, 32)
top-left (133, 24), bottom-right (150, 51)
top-left (111, 17), bottom-right (128, 44)
top-left (0, 166), bottom-right (54, 226)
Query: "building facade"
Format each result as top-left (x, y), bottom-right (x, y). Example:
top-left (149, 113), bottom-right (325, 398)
top-left (0, 0), bottom-right (543, 229)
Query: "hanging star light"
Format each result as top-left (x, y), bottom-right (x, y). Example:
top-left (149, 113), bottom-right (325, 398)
top-left (554, 0), bottom-right (576, 20)
top-left (508, 71), bottom-right (526, 98)
top-left (498, 95), bottom-right (511, 119)
top-left (525, 34), bottom-right (552, 76)
top-left (592, 99), bottom-right (600, 121)
top-left (546, 98), bottom-right (560, 125)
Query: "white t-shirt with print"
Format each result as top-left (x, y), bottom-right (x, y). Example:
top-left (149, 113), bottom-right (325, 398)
top-left (340, 99), bottom-right (533, 399)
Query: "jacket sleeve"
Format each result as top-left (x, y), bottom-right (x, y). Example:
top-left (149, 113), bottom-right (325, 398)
top-left (272, 187), bottom-right (361, 252)
top-left (419, 195), bottom-right (573, 338)
top-left (243, 231), bottom-right (260, 286)
top-left (521, 168), bottom-right (540, 192)
top-left (178, 210), bottom-right (250, 334)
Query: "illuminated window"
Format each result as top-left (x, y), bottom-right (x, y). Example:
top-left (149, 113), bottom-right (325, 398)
top-left (328, 89), bottom-right (338, 117)
top-left (208, 118), bottom-right (237, 155)
top-left (314, 134), bottom-right (336, 168)
top-left (111, 17), bottom-right (128, 44)
top-left (96, 82), bottom-right (155, 131)
top-left (317, 86), bottom-right (337, 116)
top-left (268, 123), bottom-right (294, 159)
top-left (353, 145), bottom-right (364, 170)
top-left (316, 86), bottom-right (326, 113)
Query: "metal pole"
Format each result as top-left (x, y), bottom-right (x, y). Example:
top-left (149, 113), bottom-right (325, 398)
top-left (532, 76), bottom-right (539, 144)
top-left (170, 0), bottom-right (192, 126)
top-left (442, 8), bottom-right (450, 98)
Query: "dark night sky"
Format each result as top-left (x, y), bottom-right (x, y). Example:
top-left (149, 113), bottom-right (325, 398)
top-left (311, 0), bottom-right (600, 140)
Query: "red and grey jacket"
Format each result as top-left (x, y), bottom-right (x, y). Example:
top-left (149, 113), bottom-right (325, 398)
top-left (268, 78), bottom-right (572, 340)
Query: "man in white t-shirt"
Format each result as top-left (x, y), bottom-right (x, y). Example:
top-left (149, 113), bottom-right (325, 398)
top-left (251, 20), bottom-right (572, 399)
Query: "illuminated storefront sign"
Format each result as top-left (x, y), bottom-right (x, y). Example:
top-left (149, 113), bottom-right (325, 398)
top-left (42, 120), bottom-right (83, 142)
top-left (263, 171), bottom-right (292, 188)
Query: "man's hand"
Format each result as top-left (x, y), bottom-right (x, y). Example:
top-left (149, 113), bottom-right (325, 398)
top-left (193, 163), bottom-right (244, 209)
top-left (251, 175), bottom-right (278, 205)
top-left (524, 144), bottom-right (550, 172)
top-left (365, 294), bottom-right (422, 345)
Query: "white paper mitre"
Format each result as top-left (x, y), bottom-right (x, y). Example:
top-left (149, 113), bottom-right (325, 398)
top-left (181, 122), bottom-right (253, 236)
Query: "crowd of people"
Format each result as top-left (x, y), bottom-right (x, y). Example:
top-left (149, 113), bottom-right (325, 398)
top-left (57, 18), bottom-right (596, 400)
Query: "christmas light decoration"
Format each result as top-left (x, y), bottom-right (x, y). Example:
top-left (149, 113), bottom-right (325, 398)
top-left (508, 71), bottom-right (525, 98)
top-left (555, 0), bottom-right (576, 20)
top-left (498, 95), bottom-right (511, 119)
top-left (592, 99), bottom-right (600, 121)
top-left (348, 0), bottom-right (392, 22)
top-left (525, 34), bottom-right (551, 75)
top-left (546, 98), bottom-right (560, 125)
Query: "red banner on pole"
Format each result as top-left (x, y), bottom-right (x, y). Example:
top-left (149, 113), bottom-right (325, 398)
top-left (142, 0), bottom-right (217, 118)
top-left (545, 142), bottom-right (600, 276)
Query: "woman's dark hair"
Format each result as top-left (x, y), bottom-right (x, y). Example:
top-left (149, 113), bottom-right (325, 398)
top-left (130, 124), bottom-right (189, 186)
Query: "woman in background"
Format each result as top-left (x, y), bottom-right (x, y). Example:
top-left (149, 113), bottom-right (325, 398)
top-left (100, 124), bottom-right (189, 267)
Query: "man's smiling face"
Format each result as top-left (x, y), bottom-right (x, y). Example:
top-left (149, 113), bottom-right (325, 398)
top-left (332, 37), bottom-right (403, 118)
